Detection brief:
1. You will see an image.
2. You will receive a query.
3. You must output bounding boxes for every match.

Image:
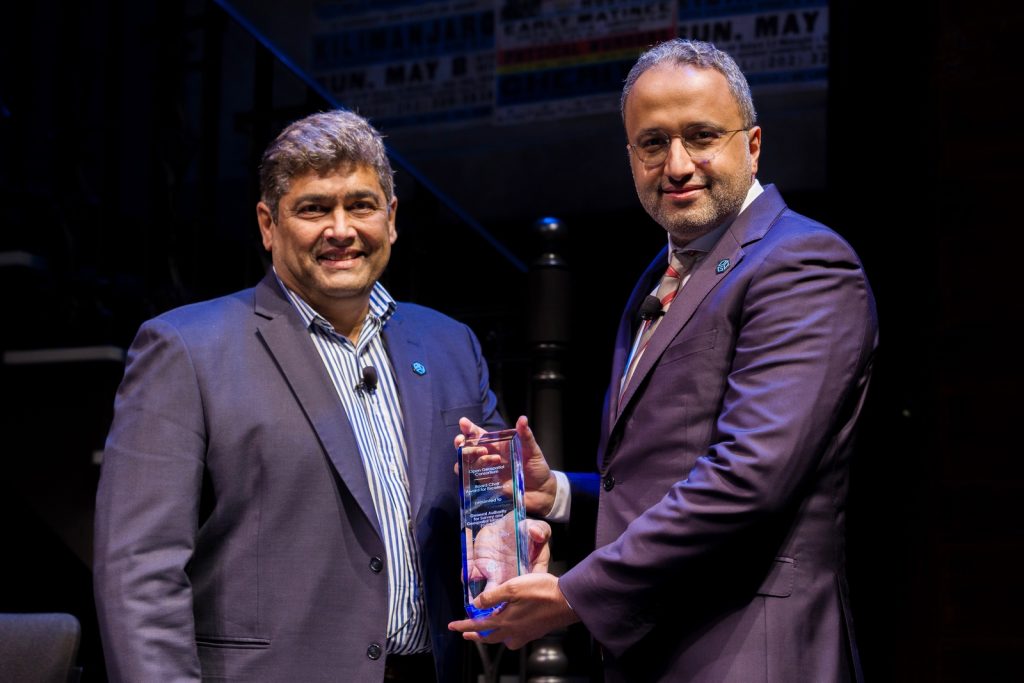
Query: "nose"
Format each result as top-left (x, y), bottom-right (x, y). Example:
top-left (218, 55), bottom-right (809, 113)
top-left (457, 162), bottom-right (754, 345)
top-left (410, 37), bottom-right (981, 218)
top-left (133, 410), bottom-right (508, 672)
top-left (323, 208), bottom-right (355, 241)
top-left (663, 137), bottom-right (696, 179)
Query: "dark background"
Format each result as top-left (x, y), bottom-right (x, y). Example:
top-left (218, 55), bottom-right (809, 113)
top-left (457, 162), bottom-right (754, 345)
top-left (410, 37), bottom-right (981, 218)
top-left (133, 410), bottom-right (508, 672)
top-left (1, 1), bottom-right (1020, 681)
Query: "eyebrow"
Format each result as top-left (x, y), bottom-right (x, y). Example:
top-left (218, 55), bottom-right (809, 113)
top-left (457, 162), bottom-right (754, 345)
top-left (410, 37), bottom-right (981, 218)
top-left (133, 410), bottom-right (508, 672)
top-left (289, 189), bottom-right (382, 207)
top-left (343, 189), bottom-right (382, 203)
top-left (290, 193), bottom-right (334, 206)
top-left (635, 121), bottom-right (729, 135)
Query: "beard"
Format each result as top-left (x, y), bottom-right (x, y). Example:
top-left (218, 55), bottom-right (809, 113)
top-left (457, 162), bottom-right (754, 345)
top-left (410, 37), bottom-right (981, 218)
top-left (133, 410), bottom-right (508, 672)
top-left (638, 154), bottom-right (753, 244)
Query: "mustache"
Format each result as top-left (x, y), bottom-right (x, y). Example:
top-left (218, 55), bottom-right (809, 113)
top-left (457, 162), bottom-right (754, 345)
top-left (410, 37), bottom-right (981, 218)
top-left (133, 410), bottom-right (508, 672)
top-left (659, 180), bottom-right (707, 193)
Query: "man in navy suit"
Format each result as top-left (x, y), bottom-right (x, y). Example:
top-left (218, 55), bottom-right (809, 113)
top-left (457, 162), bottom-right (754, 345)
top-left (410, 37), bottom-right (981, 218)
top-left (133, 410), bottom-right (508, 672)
top-left (450, 39), bottom-right (878, 682)
top-left (94, 110), bottom-right (520, 682)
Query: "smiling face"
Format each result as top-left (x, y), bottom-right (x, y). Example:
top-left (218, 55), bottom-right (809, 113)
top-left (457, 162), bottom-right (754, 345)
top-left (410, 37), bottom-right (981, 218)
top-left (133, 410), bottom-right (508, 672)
top-left (624, 63), bottom-right (761, 244)
top-left (257, 163), bottom-right (397, 333)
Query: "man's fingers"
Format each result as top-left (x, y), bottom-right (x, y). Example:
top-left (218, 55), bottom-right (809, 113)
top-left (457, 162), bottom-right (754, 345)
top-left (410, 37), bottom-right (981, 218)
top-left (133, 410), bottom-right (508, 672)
top-left (448, 616), bottom-right (490, 634)
top-left (526, 520), bottom-right (552, 573)
top-left (527, 519), bottom-right (551, 543)
top-left (454, 417), bottom-right (484, 447)
top-left (472, 587), bottom-right (507, 611)
top-left (514, 415), bottom-right (536, 448)
top-left (460, 417), bottom-right (485, 437)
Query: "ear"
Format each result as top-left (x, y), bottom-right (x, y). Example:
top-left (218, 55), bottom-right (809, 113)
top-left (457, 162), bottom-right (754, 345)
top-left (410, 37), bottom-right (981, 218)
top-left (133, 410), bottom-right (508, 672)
top-left (747, 126), bottom-right (762, 176)
top-left (387, 196), bottom-right (398, 245)
top-left (256, 201), bottom-right (275, 251)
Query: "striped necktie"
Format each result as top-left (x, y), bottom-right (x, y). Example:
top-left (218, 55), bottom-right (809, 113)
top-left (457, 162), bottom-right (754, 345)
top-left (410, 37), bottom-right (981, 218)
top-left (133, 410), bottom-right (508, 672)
top-left (619, 251), bottom-right (691, 404)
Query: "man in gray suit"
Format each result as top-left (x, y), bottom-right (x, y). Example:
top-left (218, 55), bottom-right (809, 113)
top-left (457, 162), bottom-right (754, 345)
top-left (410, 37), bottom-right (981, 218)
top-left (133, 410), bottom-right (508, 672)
top-left (94, 110), bottom-right (520, 682)
top-left (450, 39), bottom-right (877, 682)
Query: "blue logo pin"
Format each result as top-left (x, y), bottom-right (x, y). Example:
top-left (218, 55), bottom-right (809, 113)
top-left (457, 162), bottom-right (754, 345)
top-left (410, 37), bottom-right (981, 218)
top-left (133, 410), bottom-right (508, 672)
top-left (412, 362), bottom-right (426, 376)
top-left (716, 258), bottom-right (730, 274)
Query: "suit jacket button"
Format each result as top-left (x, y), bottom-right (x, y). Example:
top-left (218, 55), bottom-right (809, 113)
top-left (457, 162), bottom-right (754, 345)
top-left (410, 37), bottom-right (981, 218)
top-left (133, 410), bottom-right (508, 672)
top-left (602, 476), bottom-right (615, 491)
top-left (369, 556), bottom-right (384, 573)
top-left (367, 643), bottom-right (383, 660)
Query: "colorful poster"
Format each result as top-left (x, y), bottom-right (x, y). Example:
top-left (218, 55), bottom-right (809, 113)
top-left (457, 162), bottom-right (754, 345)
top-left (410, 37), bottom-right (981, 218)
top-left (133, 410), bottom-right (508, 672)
top-left (311, 0), bottom-right (496, 128)
top-left (309, 0), bottom-right (827, 128)
top-left (677, 0), bottom-right (828, 89)
top-left (495, 1), bottom-right (676, 123)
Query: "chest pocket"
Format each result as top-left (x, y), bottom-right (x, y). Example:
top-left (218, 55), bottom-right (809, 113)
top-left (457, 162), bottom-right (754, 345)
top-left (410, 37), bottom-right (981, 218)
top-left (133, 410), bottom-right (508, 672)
top-left (442, 404), bottom-right (483, 427)
top-left (659, 329), bottom-right (717, 366)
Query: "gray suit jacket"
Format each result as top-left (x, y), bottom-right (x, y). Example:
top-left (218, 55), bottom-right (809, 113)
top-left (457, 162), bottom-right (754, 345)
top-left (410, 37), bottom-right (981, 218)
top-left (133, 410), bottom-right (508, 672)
top-left (560, 185), bottom-right (878, 682)
top-left (94, 272), bottom-right (502, 682)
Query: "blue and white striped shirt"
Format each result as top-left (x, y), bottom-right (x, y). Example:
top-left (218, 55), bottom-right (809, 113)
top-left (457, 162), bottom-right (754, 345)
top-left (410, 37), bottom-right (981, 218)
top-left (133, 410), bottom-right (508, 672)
top-left (278, 274), bottom-right (430, 655)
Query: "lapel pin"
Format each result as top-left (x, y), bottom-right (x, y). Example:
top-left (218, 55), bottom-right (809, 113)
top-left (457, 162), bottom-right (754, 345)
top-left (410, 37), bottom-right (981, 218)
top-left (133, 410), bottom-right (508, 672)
top-left (716, 258), bottom-right (730, 274)
top-left (412, 362), bottom-right (427, 376)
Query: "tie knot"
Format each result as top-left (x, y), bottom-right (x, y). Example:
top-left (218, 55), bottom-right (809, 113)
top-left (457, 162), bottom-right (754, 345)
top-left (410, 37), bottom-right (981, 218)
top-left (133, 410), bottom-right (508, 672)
top-left (670, 249), bottom-right (699, 274)
top-left (663, 250), bottom-right (697, 282)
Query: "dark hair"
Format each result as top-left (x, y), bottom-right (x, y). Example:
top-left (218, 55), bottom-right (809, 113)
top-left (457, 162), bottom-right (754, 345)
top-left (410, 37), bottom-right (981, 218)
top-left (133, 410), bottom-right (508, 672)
top-left (621, 39), bottom-right (757, 127)
top-left (259, 109), bottom-right (394, 218)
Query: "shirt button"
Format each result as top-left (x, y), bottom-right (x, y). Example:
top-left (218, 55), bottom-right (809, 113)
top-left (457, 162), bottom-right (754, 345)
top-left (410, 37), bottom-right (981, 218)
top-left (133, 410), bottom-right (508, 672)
top-left (602, 476), bottom-right (616, 492)
top-left (369, 556), bottom-right (384, 573)
top-left (367, 642), bottom-right (383, 660)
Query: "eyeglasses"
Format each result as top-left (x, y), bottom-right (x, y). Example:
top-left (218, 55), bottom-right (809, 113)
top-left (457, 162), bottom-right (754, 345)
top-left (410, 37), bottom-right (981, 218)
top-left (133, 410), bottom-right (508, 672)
top-left (629, 126), bottom-right (750, 166)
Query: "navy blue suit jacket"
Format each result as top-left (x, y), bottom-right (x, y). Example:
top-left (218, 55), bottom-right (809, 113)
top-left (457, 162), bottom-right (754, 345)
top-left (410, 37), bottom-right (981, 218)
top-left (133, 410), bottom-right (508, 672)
top-left (94, 272), bottom-right (502, 682)
top-left (560, 185), bottom-right (878, 682)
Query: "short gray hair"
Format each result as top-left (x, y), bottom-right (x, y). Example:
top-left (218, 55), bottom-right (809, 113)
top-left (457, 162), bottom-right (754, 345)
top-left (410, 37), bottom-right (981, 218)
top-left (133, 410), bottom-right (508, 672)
top-left (621, 39), bottom-right (757, 128)
top-left (259, 109), bottom-right (394, 219)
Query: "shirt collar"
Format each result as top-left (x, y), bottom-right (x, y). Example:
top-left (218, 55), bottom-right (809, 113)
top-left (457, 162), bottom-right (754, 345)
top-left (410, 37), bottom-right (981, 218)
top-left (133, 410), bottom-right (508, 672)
top-left (272, 268), bottom-right (397, 334)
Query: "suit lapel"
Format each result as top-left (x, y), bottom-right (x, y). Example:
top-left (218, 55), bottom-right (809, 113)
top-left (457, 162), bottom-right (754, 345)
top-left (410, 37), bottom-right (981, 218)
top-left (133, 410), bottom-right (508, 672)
top-left (605, 248), bottom-right (668, 430)
top-left (252, 273), bottom-right (382, 536)
top-left (382, 309), bottom-right (433, 523)
top-left (607, 185), bottom-right (788, 451)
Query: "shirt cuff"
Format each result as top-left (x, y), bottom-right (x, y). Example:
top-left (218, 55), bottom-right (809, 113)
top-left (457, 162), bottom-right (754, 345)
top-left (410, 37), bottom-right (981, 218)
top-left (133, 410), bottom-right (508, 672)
top-left (544, 469), bottom-right (572, 523)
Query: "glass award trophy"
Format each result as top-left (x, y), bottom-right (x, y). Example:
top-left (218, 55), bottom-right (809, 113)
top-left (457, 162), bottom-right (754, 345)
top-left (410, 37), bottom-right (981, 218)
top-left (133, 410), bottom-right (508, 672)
top-left (458, 429), bottom-right (529, 619)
